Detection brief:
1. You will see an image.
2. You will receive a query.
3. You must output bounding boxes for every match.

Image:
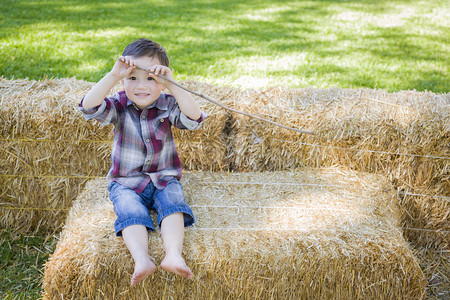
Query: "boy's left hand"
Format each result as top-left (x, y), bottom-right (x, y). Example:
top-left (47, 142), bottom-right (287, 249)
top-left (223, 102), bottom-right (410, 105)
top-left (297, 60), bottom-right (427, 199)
top-left (147, 65), bottom-right (174, 87)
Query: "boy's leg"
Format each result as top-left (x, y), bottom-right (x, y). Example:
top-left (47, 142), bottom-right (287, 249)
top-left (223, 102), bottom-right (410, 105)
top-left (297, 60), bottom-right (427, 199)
top-left (160, 212), bottom-right (193, 279)
top-left (122, 224), bottom-right (157, 286)
top-left (122, 225), bottom-right (156, 286)
top-left (109, 182), bottom-right (157, 286)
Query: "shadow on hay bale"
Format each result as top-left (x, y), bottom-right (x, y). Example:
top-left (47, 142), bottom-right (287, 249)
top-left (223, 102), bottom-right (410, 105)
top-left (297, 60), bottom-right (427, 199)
top-left (43, 168), bottom-right (426, 299)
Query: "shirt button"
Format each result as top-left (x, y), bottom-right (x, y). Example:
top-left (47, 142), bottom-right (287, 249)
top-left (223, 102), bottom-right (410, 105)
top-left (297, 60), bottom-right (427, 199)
top-left (146, 138), bottom-right (150, 143)
top-left (146, 160), bottom-right (150, 165)
top-left (141, 115), bottom-right (146, 119)
top-left (160, 118), bottom-right (164, 122)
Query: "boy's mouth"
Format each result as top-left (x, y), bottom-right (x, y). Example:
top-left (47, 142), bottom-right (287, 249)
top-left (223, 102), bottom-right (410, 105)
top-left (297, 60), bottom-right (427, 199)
top-left (135, 93), bottom-right (150, 97)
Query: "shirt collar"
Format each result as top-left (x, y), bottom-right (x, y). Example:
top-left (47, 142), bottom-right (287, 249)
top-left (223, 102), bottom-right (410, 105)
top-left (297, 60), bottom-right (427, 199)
top-left (125, 93), bottom-right (169, 111)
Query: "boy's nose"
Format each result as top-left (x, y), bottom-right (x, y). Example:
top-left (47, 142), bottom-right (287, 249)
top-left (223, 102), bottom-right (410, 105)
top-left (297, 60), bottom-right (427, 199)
top-left (136, 79), bottom-right (147, 89)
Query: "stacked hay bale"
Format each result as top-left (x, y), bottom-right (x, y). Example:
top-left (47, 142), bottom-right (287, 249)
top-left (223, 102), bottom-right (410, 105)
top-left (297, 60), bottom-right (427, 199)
top-left (0, 78), bottom-right (104, 232)
top-left (0, 78), bottom-right (229, 233)
top-left (228, 87), bottom-right (449, 250)
top-left (43, 168), bottom-right (426, 299)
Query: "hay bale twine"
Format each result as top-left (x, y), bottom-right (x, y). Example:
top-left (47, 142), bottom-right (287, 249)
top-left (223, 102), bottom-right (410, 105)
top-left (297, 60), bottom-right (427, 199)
top-left (43, 168), bottom-right (426, 299)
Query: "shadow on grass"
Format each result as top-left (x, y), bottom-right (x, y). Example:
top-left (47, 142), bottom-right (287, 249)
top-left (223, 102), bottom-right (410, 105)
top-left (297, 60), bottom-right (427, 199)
top-left (0, 0), bottom-right (448, 92)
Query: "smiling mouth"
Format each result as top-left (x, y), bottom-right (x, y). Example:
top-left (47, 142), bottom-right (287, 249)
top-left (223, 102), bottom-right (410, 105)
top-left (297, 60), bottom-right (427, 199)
top-left (135, 93), bottom-right (150, 97)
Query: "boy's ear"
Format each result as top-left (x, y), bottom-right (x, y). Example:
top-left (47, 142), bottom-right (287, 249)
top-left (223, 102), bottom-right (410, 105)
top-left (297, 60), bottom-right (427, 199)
top-left (120, 79), bottom-right (125, 86)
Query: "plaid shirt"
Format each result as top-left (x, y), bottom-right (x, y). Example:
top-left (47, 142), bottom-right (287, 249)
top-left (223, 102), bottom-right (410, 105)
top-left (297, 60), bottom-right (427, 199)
top-left (79, 91), bottom-right (205, 193)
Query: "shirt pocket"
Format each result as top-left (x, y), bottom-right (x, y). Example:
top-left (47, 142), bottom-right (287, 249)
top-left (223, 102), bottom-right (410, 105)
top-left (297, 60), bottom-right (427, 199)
top-left (153, 114), bottom-right (170, 140)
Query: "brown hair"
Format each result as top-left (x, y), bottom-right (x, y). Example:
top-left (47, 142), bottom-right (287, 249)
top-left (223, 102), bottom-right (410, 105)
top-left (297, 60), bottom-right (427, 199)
top-left (122, 38), bottom-right (169, 67)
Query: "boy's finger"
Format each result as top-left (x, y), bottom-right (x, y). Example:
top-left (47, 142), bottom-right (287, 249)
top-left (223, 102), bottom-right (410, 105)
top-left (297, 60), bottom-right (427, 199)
top-left (126, 66), bottom-right (135, 74)
top-left (117, 56), bottom-right (135, 67)
top-left (146, 66), bottom-right (157, 75)
top-left (153, 65), bottom-right (166, 75)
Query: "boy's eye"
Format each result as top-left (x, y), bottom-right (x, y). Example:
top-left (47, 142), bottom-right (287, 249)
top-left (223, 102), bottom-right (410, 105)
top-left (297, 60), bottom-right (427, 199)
top-left (147, 77), bottom-right (154, 81)
top-left (130, 76), bottom-right (137, 80)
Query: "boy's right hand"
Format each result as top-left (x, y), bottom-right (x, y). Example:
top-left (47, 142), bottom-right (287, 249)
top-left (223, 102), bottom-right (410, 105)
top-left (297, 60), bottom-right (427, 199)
top-left (81, 56), bottom-right (136, 110)
top-left (110, 56), bottom-right (136, 79)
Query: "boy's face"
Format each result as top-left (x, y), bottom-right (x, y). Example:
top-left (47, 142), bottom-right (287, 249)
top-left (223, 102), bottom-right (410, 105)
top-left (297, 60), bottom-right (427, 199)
top-left (121, 56), bottom-right (165, 109)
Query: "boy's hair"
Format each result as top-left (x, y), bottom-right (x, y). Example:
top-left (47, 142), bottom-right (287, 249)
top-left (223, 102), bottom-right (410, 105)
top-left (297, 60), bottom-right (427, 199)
top-left (122, 38), bottom-right (169, 67)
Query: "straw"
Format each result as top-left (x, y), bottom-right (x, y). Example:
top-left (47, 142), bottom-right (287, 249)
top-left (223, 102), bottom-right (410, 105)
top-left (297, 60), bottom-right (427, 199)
top-left (43, 168), bottom-right (426, 299)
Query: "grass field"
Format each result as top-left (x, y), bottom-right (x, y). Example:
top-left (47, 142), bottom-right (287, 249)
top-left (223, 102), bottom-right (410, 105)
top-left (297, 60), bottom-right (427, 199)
top-left (0, 0), bottom-right (448, 92)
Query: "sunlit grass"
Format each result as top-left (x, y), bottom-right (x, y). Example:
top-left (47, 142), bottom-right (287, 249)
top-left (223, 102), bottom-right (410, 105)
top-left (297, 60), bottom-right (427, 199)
top-left (1, 0), bottom-right (448, 92)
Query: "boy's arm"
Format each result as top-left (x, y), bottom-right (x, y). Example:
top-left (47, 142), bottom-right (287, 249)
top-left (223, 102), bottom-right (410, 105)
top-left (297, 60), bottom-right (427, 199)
top-left (166, 84), bottom-right (202, 120)
top-left (149, 65), bottom-right (202, 120)
top-left (82, 57), bottom-right (136, 110)
top-left (82, 73), bottom-right (121, 109)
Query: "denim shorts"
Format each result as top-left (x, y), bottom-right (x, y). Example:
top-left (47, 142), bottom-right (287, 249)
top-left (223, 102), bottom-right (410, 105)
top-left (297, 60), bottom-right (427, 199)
top-left (108, 178), bottom-right (195, 236)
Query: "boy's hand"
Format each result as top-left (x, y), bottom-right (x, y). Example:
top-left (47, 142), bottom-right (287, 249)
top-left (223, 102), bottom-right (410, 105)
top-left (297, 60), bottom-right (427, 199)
top-left (110, 56), bottom-right (136, 79)
top-left (146, 65), bottom-right (175, 87)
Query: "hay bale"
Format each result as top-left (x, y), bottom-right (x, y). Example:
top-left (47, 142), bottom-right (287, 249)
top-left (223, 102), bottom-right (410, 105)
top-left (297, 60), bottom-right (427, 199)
top-left (400, 194), bottom-right (450, 251)
top-left (1, 76), bottom-right (446, 249)
top-left (0, 77), bottom-right (103, 232)
top-left (0, 176), bottom-right (90, 233)
top-left (43, 168), bottom-right (426, 299)
top-left (228, 87), bottom-right (449, 249)
top-left (0, 78), bottom-right (228, 233)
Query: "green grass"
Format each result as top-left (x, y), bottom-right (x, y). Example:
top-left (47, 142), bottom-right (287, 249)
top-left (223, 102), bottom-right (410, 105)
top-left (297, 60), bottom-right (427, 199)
top-left (0, 229), bottom-right (57, 299)
top-left (0, 0), bottom-right (448, 92)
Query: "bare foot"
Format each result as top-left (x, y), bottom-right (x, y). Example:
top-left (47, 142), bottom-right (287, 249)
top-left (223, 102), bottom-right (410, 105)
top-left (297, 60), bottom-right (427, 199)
top-left (131, 258), bottom-right (157, 286)
top-left (160, 254), bottom-right (193, 279)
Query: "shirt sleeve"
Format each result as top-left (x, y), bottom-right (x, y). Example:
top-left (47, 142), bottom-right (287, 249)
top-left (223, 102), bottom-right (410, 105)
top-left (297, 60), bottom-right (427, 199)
top-left (78, 96), bottom-right (118, 126)
top-left (164, 94), bottom-right (207, 130)
top-left (180, 111), bottom-right (207, 130)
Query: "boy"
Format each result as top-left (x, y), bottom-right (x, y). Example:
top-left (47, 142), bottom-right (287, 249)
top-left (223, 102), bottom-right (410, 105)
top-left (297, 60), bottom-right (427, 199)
top-left (79, 38), bottom-right (205, 286)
